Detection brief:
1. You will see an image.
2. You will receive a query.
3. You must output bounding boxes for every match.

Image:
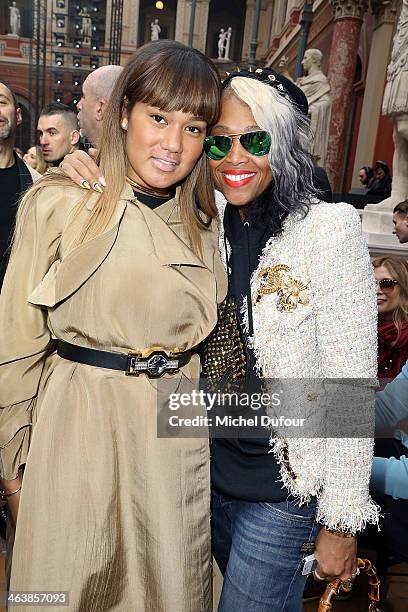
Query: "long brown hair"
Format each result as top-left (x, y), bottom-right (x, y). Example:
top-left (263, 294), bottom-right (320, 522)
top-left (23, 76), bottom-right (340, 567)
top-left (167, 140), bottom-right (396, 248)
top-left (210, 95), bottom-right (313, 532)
top-left (80, 40), bottom-right (221, 253)
top-left (373, 255), bottom-right (408, 334)
top-left (14, 41), bottom-right (221, 255)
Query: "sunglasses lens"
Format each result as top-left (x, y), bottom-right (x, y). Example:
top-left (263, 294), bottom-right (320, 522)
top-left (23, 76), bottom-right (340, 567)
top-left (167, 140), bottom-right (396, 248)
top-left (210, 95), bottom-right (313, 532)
top-left (203, 136), bottom-right (232, 160)
top-left (379, 279), bottom-right (397, 291)
top-left (240, 131), bottom-right (271, 156)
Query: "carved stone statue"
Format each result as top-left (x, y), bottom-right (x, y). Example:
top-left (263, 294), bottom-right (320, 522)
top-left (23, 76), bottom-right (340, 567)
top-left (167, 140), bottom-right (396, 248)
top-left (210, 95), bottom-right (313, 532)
top-left (224, 27), bottom-right (232, 61)
top-left (278, 56), bottom-right (293, 82)
top-left (217, 27), bottom-right (232, 60)
top-left (363, 0), bottom-right (408, 241)
top-left (151, 18), bottom-right (161, 42)
top-left (296, 48), bottom-right (332, 167)
top-left (377, 0), bottom-right (408, 210)
top-left (79, 7), bottom-right (92, 44)
top-left (217, 28), bottom-right (226, 59)
top-left (9, 1), bottom-right (21, 37)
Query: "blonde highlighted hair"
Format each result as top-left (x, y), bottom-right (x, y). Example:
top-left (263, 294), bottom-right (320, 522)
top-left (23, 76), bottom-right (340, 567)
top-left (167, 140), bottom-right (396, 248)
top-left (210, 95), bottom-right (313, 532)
top-left (373, 255), bottom-right (408, 335)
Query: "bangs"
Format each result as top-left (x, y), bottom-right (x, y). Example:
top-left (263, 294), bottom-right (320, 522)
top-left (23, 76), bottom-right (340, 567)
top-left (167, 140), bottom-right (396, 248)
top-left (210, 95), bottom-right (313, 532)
top-left (128, 47), bottom-right (221, 127)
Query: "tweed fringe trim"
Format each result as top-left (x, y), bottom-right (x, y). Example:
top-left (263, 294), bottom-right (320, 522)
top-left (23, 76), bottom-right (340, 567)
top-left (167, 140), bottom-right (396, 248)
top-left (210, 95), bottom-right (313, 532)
top-left (268, 436), bottom-right (322, 504)
top-left (315, 495), bottom-right (381, 535)
top-left (268, 436), bottom-right (380, 534)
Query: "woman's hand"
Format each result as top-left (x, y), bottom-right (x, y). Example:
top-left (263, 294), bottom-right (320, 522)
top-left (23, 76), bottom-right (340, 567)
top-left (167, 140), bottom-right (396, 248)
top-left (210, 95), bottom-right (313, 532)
top-left (314, 527), bottom-right (357, 581)
top-left (59, 148), bottom-right (105, 192)
top-left (0, 471), bottom-right (23, 526)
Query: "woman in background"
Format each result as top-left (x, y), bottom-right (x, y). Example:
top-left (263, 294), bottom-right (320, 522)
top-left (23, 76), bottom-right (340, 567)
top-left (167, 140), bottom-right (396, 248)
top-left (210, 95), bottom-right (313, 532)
top-left (22, 146), bottom-right (37, 170)
top-left (374, 255), bottom-right (408, 379)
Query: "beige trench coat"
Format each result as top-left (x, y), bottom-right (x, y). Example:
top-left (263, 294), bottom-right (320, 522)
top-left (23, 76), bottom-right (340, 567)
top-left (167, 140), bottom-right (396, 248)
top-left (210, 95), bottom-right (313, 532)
top-left (0, 181), bottom-right (227, 611)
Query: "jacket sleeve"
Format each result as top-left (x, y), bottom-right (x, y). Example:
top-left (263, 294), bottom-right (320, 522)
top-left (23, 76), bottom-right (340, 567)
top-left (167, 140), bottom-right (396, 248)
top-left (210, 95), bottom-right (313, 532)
top-left (375, 361), bottom-right (408, 431)
top-left (312, 203), bottom-right (379, 533)
top-left (371, 455), bottom-right (408, 500)
top-left (0, 185), bottom-right (64, 480)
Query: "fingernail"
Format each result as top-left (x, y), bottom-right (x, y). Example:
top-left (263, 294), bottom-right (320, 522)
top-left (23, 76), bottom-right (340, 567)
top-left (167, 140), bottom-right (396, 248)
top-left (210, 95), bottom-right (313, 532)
top-left (99, 176), bottom-right (106, 187)
top-left (80, 179), bottom-right (91, 190)
top-left (92, 182), bottom-right (104, 193)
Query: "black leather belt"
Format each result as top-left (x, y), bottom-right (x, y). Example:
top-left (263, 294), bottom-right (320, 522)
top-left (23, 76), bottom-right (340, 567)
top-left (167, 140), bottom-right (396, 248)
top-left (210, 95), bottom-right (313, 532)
top-left (57, 341), bottom-right (192, 377)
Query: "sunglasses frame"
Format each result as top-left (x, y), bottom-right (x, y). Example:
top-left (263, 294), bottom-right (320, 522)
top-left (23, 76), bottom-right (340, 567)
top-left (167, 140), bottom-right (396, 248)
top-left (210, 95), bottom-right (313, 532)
top-left (376, 278), bottom-right (400, 292)
top-left (203, 130), bottom-right (271, 160)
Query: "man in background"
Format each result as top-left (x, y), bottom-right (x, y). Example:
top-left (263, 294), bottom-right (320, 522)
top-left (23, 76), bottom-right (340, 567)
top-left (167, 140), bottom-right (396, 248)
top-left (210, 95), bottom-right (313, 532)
top-left (0, 81), bottom-right (40, 289)
top-left (37, 102), bottom-right (80, 166)
top-left (76, 65), bottom-right (123, 148)
top-left (393, 201), bottom-right (408, 244)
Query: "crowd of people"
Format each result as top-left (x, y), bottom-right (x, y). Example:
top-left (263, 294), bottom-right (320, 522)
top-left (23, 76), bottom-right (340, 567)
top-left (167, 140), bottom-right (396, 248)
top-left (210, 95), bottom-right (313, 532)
top-left (0, 40), bottom-right (407, 612)
top-left (358, 160), bottom-right (393, 197)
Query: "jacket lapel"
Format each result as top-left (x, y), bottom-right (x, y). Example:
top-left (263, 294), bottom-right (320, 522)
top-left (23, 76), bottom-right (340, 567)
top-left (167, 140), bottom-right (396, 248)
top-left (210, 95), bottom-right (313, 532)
top-left (29, 201), bottom-right (127, 307)
top-left (136, 193), bottom-right (208, 269)
top-left (29, 184), bottom-right (207, 308)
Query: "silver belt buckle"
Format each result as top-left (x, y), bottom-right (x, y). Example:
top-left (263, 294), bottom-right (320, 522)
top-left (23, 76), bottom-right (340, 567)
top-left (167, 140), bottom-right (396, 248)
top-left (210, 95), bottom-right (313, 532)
top-left (127, 349), bottom-right (179, 377)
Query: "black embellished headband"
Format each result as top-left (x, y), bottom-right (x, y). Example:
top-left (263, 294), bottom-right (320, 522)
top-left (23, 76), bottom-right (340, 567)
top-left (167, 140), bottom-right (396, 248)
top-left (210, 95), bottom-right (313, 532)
top-left (222, 66), bottom-right (309, 116)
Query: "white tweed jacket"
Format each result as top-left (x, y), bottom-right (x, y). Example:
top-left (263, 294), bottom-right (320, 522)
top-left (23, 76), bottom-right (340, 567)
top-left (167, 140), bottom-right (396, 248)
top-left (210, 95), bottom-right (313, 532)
top-left (216, 192), bottom-right (379, 533)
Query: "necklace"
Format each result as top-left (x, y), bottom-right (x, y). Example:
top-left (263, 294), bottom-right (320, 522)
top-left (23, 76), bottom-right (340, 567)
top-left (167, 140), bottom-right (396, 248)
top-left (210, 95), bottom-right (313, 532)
top-left (125, 176), bottom-right (173, 199)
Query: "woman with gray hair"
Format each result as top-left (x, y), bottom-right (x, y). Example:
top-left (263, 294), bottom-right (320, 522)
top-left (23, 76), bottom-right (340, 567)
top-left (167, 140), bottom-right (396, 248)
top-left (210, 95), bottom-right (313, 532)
top-left (203, 68), bottom-right (378, 611)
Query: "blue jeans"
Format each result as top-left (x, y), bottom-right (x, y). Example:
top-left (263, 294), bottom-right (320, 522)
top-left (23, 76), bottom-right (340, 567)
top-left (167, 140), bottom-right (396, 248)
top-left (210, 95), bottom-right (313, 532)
top-left (212, 489), bottom-right (320, 612)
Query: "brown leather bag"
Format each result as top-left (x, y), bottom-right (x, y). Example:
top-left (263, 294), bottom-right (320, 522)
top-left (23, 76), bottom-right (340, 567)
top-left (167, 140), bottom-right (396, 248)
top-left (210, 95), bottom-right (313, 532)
top-left (318, 558), bottom-right (381, 612)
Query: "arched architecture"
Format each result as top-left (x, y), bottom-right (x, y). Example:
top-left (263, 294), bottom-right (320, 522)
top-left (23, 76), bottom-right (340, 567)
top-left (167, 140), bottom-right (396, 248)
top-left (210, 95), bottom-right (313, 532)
top-left (0, 0), bottom-right (401, 188)
top-left (264, 0), bottom-right (399, 193)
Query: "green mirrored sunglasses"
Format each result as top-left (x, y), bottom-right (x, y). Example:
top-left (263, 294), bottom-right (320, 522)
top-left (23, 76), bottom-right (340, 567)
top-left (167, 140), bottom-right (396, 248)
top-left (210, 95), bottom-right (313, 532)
top-left (203, 130), bottom-right (272, 161)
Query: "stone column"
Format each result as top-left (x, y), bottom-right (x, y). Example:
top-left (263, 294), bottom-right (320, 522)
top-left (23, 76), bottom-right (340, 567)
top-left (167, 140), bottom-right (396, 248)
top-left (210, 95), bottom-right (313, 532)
top-left (197, 0), bottom-right (210, 53)
top-left (271, 0), bottom-right (288, 37)
top-left (264, 0), bottom-right (275, 51)
top-left (325, 0), bottom-right (368, 191)
top-left (128, 0), bottom-right (140, 47)
top-left (121, 0), bottom-right (140, 48)
top-left (242, 0), bottom-right (256, 60)
top-left (105, 0), bottom-right (112, 49)
top-left (351, 0), bottom-right (398, 188)
top-left (175, 0), bottom-right (210, 53)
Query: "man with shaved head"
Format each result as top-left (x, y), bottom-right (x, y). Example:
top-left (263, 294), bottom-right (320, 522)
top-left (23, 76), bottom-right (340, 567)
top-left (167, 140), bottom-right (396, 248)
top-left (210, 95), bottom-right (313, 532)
top-left (37, 102), bottom-right (80, 165)
top-left (0, 81), bottom-right (40, 289)
top-left (77, 65), bottom-right (123, 148)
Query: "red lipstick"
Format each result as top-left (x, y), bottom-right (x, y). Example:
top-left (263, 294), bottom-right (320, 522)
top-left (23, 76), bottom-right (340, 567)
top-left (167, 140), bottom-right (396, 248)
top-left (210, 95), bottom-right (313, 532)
top-left (222, 169), bottom-right (256, 188)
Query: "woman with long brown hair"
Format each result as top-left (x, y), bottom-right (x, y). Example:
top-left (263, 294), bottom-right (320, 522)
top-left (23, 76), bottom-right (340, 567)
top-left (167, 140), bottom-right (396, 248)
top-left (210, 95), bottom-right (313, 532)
top-left (373, 255), bottom-right (408, 379)
top-left (0, 41), bottom-right (225, 611)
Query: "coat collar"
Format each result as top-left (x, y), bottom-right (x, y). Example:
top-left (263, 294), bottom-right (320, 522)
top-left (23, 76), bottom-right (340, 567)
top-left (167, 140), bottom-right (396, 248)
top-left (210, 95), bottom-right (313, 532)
top-left (29, 185), bottom-right (207, 308)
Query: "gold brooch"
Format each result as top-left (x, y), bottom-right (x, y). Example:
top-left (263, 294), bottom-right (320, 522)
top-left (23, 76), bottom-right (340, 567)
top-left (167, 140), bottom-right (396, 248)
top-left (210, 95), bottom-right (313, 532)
top-left (257, 265), bottom-right (309, 312)
top-left (257, 264), bottom-right (289, 296)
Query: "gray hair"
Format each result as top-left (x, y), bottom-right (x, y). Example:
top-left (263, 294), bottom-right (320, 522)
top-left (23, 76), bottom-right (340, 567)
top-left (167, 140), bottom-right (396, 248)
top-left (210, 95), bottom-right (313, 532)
top-left (225, 76), bottom-right (318, 219)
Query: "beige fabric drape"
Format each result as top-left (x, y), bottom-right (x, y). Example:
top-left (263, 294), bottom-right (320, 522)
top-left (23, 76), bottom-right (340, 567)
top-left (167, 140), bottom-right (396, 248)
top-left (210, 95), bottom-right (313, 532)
top-left (0, 182), bottom-right (227, 611)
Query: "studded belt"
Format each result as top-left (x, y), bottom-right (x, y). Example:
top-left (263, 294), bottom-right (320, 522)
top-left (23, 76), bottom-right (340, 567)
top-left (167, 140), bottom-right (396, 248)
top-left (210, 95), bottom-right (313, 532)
top-left (57, 341), bottom-right (192, 377)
